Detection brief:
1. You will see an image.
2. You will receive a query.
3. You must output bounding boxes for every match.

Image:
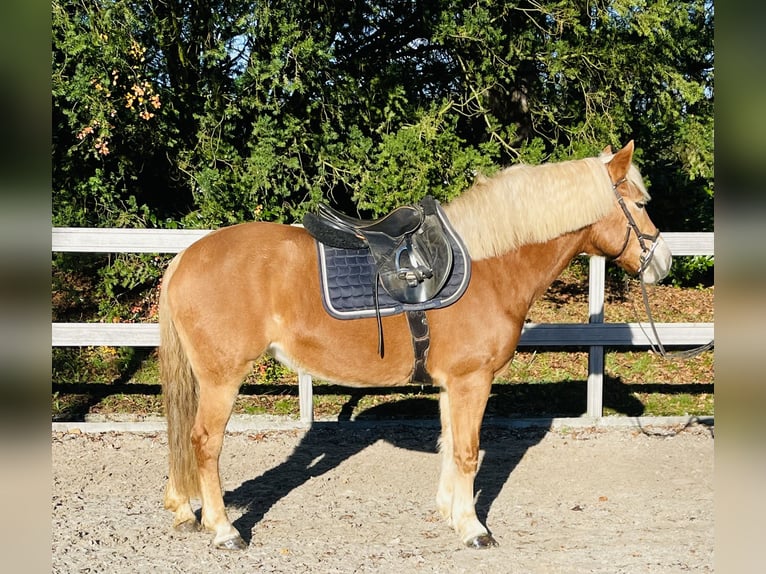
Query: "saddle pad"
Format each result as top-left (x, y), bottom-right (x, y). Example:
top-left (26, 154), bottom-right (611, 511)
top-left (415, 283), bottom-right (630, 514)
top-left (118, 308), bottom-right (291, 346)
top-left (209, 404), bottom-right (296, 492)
top-left (315, 209), bottom-right (471, 320)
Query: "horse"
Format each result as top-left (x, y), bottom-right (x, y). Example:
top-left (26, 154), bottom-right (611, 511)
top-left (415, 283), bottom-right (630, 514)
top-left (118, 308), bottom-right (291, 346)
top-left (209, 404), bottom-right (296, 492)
top-left (159, 140), bottom-right (672, 550)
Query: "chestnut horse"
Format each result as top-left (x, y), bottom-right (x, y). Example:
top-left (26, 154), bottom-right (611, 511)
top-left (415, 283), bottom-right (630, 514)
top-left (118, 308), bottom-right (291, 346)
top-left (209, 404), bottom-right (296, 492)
top-left (159, 141), bottom-right (671, 550)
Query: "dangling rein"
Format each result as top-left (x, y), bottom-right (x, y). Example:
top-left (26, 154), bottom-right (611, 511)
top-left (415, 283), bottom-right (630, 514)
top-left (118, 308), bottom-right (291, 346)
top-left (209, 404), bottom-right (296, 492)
top-left (636, 272), bottom-right (714, 360)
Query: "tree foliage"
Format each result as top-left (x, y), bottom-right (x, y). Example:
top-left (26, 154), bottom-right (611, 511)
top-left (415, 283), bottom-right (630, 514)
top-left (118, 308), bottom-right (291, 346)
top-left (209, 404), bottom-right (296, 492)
top-left (52, 0), bottom-right (714, 315)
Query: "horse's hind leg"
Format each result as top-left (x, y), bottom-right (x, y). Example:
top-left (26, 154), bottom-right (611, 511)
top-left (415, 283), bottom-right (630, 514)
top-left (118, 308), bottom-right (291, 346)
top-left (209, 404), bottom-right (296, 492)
top-left (164, 484), bottom-right (199, 533)
top-left (437, 375), bottom-right (498, 548)
top-left (191, 369), bottom-right (250, 550)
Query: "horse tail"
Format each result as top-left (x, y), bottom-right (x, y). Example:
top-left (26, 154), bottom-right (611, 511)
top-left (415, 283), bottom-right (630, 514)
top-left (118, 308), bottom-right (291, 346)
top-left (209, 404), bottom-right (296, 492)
top-left (159, 255), bottom-right (200, 500)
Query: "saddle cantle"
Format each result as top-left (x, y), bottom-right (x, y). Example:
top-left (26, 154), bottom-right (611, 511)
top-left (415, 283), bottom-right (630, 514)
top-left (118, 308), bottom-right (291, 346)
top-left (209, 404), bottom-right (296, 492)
top-left (304, 196), bottom-right (456, 305)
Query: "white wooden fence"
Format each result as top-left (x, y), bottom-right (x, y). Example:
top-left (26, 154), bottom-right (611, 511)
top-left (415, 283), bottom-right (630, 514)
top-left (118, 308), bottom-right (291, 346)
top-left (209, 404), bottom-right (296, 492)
top-left (52, 228), bottom-right (714, 422)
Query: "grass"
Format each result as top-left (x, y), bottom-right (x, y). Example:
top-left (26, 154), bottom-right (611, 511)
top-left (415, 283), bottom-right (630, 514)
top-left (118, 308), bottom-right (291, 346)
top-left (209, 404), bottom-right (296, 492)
top-left (51, 263), bottom-right (714, 422)
top-left (51, 348), bottom-right (714, 422)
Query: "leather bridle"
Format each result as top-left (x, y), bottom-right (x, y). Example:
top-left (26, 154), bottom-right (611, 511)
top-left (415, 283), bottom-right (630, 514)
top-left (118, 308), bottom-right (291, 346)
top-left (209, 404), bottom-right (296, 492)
top-left (611, 176), bottom-right (660, 274)
top-left (611, 176), bottom-right (713, 359)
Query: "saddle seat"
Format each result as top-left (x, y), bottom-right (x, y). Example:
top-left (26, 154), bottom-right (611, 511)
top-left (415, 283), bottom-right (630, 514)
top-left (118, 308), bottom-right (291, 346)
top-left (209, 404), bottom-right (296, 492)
top-left (309, 203), bottom-right (425, 250)
top-left (303, 196), bottom-right (454, 305)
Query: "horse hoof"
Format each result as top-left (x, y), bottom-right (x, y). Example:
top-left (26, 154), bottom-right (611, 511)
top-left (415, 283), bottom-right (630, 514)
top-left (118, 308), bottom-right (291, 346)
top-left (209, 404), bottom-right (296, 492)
top-left (174, 519), bottom-right (201, 533)
top-left (466, 533), bottom-right (498, 549)
top-left (215, 535), bottom-right (247, 551)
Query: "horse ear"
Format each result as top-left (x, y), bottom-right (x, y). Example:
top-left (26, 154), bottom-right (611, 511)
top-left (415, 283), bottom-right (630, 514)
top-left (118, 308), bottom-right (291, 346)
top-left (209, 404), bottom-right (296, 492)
top-left (601, 145), bottom-right (613, 155)
top-left (607, 140), bottom-right (635, 182)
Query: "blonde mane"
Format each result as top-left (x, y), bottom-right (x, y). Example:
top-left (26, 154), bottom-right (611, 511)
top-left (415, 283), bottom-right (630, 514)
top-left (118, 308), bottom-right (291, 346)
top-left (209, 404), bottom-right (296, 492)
top-left (443, 156), bottom-right (644, 260)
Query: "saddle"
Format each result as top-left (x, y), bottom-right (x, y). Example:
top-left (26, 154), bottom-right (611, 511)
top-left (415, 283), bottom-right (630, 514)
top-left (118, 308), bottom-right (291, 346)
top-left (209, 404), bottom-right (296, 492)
top-left (303, 196), bottom-right (453, 305)
top-left (303, 196), bottom-right (471, 383)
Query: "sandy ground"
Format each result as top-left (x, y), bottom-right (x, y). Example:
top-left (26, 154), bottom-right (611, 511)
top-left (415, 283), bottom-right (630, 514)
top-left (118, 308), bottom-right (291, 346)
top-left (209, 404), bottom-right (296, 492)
top-left (52, 419), bottom-right (713, 573)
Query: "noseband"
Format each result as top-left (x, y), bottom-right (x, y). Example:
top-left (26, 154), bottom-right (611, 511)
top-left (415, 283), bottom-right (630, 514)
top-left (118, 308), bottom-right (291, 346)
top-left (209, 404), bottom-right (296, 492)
top-left (612, 177), bottom-right (660, 273)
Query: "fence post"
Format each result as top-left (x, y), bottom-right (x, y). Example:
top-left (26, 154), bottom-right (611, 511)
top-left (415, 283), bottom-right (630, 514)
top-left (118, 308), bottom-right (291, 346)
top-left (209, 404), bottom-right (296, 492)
top-left (586, 256), bottom-right (606, 417)
top-left (298, 372), bottom-right (314, 424)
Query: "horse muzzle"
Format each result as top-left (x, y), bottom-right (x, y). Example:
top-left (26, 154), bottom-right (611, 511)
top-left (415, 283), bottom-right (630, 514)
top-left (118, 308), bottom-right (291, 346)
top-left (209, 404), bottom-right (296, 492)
top-left (640, 234), bottom-right (672, 284)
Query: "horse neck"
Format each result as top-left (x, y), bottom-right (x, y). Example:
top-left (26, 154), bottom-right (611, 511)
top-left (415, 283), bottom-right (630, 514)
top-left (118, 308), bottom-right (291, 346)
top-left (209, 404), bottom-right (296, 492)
top-left (479, 228), bottom-right (589, 312)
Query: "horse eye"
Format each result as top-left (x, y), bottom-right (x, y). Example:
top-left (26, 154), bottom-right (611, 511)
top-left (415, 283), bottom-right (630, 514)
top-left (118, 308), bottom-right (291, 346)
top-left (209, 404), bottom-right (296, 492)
top-left (635, 201), bottom-right (646, 209)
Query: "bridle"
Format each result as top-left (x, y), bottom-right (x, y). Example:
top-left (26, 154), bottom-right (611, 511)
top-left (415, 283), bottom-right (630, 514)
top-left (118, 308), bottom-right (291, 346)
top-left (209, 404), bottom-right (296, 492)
top-left (611, 176), bottom-right (660, 274)
top-left (611, 176), bottom-right (714, 360)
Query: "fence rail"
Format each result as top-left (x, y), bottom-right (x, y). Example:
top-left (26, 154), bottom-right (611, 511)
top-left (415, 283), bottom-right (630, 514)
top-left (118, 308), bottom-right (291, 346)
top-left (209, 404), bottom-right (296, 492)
top-left (52, 227), bottom-right (714, 422)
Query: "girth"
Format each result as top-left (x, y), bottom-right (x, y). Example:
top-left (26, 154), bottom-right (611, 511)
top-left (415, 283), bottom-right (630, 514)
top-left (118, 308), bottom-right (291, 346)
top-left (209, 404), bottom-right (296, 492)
top-left (406, 309), bottom-right (432, 385)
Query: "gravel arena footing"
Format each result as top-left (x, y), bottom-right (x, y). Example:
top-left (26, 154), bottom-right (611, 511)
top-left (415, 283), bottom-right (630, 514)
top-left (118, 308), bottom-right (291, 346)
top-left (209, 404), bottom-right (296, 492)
top-left (52, 416), bottom-right (713, 573)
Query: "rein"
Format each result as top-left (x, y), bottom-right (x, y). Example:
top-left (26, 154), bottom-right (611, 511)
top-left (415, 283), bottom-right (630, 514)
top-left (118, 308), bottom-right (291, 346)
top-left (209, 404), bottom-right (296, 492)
top-left (612, 177), bottom-right (714, 360)
top-left (635, 273), bottom-right (714, 360)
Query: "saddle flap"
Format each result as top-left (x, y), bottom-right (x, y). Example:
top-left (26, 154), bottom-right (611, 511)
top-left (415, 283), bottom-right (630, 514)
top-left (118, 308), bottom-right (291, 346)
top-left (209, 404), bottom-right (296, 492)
top-left (366, 213), bottom-right (453, 304)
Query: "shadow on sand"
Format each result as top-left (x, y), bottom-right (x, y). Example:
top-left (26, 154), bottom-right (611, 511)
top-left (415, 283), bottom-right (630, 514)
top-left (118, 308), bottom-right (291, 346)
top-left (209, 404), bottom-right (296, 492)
top-left (224, 376), bottom-right (661, 544)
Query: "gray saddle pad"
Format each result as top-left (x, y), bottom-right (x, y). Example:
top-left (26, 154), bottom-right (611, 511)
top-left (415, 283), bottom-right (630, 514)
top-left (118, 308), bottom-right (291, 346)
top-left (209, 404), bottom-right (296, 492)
top-left (314, 208), bottom-right (471, 320)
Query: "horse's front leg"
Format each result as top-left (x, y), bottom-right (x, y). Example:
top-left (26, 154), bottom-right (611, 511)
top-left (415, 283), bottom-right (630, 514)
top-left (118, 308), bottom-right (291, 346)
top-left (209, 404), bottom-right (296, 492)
top-left (437, 376), bottom-right (498, 548)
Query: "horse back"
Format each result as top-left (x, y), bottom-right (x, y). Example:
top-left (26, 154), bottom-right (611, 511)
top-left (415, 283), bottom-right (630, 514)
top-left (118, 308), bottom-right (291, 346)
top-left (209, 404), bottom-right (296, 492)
top-left (163, 222), bottom-right (417, 387)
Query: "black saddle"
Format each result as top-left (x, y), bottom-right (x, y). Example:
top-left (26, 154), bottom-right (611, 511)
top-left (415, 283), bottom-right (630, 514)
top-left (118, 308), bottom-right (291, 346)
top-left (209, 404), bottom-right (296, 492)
top-left (303, 196), bottom-right (453, 304)
top-left (303, 196), bottom-right (471, 375)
